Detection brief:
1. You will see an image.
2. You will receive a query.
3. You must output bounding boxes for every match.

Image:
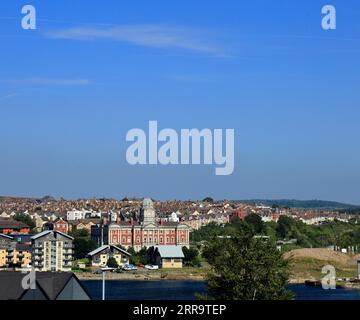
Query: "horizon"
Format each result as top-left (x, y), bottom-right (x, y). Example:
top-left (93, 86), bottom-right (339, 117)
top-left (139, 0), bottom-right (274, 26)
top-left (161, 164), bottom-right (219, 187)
top-left (1, 194), bottom-right (359, 207)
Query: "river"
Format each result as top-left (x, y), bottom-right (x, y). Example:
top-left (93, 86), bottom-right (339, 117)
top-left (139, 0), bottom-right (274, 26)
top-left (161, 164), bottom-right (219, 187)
top-left (81, 280), bottom-right (360, 300)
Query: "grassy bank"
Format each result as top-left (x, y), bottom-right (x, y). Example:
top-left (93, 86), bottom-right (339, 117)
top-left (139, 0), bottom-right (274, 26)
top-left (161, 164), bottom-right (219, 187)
top-left (285, 248), bottom-right (359, 283)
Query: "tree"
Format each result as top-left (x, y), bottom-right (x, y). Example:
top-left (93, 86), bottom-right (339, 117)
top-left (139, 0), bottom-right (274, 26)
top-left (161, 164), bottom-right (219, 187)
top-left (202, 229), bottom-right (293, 300)
top-left (107, 257), bottom-right (119, 268)
top-left (73, 236), bottom-right (96, 260)
top-left (70, 228), bottom-right (89, 238)
top-left (202, 197), bottom-right (214, 203)
top-left (138, 247), bottom-right (151, 264)
top-left (13, 213), bottom-right (35, 230)
top-left (276, 216), bottom-right (295, 239)
top-left (244, 213), bottom-right (264, 234)
top-left (183, 246), bottom-right (201, 267)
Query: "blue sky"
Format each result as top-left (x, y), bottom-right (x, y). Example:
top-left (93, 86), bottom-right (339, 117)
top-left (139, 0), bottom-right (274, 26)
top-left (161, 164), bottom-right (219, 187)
top-left (0, 0), bottom-right (360, 203)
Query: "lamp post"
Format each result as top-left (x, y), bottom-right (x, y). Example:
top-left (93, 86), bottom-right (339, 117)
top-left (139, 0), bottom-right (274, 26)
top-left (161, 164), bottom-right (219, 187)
top-left (101, 267), bottom-right (114, 300)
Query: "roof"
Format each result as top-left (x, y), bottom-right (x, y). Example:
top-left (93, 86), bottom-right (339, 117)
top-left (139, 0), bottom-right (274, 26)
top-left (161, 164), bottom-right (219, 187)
top-left (88, 244), bottom-right (131, 257)
top-left (0, 272), bottom-right (91, 300)
top-left (31, 230), bottom-right (74, 241)
top-left (154, 245), bottom-right (184, 258)
top-left (143, 198), bottom-right (153, 207)
top-left (36, 273), bottom-right (75, 300)
top-left (0, 219), bottom-right (29, 229)
top-left (0, 233), bottom-right (14, 240)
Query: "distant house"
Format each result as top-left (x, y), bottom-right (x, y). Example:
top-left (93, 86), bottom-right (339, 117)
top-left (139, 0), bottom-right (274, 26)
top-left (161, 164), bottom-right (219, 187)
top-left (153, 245), bottom-right (185, 268)
top-left (0, 219), bottom-right (30, 234)
top-left (67, 209), bottom-right (87, 221)
top-left (53, 218), bottom-right (69, 234)
top-left (0, 272), bottom-right (91, 300)
top-left (87, 245), bottom-right (131, 267)
top-left (69, 219), bottom-right (100, 233)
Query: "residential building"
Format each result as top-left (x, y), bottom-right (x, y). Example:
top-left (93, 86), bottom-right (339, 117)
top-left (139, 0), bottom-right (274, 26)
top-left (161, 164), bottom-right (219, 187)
top-left (0, 234), bottom-right (32, 269)
top-left (0, 234), bottom-right (13, 268)
top-left (53, 218), bottom-right (69, 234)
top-left (31, 230), bottom-right (74, 272)
top-left (152, 245), bottom-right (184, 268)
top-left (91, 223), bottom-right (109, 247)
top-left (0, 219), bottom-right (30, 234)
top-left (69, 219), bottom-right (100, 233)
top-left (66, 209), bottom-right (87, 221)
top-left (87, 244), bottom-right (131, 267)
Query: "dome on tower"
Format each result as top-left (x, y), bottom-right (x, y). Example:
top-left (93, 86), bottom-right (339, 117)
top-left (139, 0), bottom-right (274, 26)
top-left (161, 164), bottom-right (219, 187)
top-left (143, 198), bottom-right (153, 207)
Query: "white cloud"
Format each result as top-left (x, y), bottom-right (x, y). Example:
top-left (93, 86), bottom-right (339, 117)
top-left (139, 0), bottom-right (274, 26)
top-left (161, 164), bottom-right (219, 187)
top-left (45, 25), bottom-right (227, 57)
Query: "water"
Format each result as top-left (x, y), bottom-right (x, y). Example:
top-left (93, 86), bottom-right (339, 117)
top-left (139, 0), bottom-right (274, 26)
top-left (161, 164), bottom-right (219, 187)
top-left (81, 280), bottom-right (360, 300)
top-left (290, 284), bottom-right (360, 300)
top-left (82, 280), bottom-right (207, 300)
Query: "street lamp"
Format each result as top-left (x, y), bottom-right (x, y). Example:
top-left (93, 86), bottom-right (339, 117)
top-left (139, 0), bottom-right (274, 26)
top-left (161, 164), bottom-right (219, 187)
top-left (101, 267), bottom-right (114, 300)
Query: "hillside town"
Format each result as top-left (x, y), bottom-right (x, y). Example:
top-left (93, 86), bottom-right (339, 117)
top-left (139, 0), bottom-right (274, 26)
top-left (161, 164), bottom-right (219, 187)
top-left (0, 195), bottom-right (355, 273)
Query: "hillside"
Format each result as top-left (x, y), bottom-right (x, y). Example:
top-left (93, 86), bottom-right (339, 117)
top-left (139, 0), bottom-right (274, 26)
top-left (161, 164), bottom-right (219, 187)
top-left (239, 199), bottom-right (359, 210)
top-left (285, 248), bottom-right (359, 282)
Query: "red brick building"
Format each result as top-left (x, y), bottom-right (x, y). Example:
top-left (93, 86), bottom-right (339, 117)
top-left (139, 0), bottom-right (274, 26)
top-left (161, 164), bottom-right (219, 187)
top-left (232, 208), bottom-right (248, 220)
top-left (0, 219), bottom-right (30, 234)
top-left (53, 218), bottom-right (69, 234)
top-left (108, 199), bottom-right (190, 251)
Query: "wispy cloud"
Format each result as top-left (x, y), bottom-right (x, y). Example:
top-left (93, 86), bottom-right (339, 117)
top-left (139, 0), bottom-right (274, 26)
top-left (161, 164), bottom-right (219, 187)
top-left (45, 25), bottom-right (228, 57)
top-left (2, 78), bottom-right (92, 86)
top-left (0, 92), bottom-right (20, 100)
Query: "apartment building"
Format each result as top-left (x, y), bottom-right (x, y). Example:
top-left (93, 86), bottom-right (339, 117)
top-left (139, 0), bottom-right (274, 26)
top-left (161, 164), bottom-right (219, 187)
top-left (31, 230), bottom-right (74, 272)
top-left (0, 234), bottom-right (13, 268)
top-left (0, 234), bottom-right (32, 269)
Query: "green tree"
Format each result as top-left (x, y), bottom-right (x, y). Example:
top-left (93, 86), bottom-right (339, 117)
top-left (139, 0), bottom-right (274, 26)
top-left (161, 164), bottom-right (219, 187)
top-left (107, 256), bottom-right (119, 268)
top-left (276, 216), bottom-right (295, 239)
top-left (73, 237), bottom-right (96, 260)
top-left (244, 213), bottom-right (264, 234)
top-left (183, 246), bottom-right (201, 267)
top-left (13, 213), bottom-right (35, 230)
top-left (138, 247), bottom-right (151, 264)
top-left (202, 197), bottom-right (214, 203)
top-left (202, 229), bottom-right (293, 300)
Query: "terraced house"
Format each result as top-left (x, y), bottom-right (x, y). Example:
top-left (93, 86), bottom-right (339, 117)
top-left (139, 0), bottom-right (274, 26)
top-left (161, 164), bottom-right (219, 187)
top-left (31, 230), bottom-right (74, 272)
